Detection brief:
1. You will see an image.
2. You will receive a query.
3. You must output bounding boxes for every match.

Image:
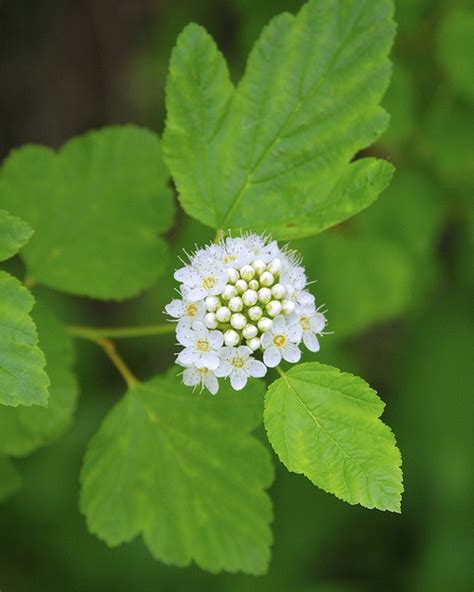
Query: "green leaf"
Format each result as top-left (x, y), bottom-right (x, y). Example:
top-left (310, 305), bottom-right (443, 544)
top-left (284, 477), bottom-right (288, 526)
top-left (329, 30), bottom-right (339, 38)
top-left (163, 0), bottom-right (396, 238)
top-left (0, 271), bottom-right (49, 407)
top-left (264, 362), bottom-right (403, 512)
top-left (0, 209), bottom-right (33, 262)
top-left (0, 126), bottom-right (174, 300)
top-left (0, 456), bottom-right (21, 502)
top-left (80, 371), bottom-right (274, 575)
top-left (436, 7), bottom-right (474, 104)
top-left (0, 301), bottom-right (78, 456)
top-left (163, 23), bottom-right (234, 230)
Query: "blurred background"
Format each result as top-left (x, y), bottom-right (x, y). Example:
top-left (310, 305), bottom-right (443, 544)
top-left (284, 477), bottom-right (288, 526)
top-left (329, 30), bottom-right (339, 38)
top-left (0, 0), bottom-right (472, 590)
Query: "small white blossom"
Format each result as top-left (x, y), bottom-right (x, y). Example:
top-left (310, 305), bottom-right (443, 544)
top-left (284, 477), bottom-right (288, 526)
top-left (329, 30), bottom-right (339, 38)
top-left (165, 298), bottom-right (205, 335)
top-left (166, 233), bottom-right (328, 394)
top-left (261, 316), bottom-right (303, 367)
top-left (215, 346), bottom-right (267, 390)
top-left (182, 366), bottom-right (219, 395)
top-left (176, 321), bottom-right (224, 370)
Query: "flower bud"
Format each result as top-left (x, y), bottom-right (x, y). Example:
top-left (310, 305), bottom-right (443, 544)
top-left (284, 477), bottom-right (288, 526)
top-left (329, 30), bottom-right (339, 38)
top-left (252, 259), bottom-right (266, 275)
top-left (240, 264), bottom-right (255, 281)
top-left (248, 279), bottom-right (259, 291)
top-left (204, 312), bottom-right (218, 329)
top-left (227, 268), bottom-right (239, 284)
top-left (242, 289), bottom-right (258, 307)
top-left (205, 296), bottom-right (220, 312)
top-left (216, 306), bottom-right (231, 323)
top-left (228, 296), bottom-right (243, 312)
top-left (247, 337), bottom-right (261, 351)
top-left (258, 317), bottom-right (273, 332)
top-left (271, 283), bottom-right (286, 300)
top-left (266, 300), bottom-right (282, 317)
top-left (258, 287), bottom-right (272, 304)
top-left (235, 279), bottom-right (248, 294)
top-left (230, 313), bottom-right (246, 330)
top-left (248, 306), bottom-right (263, 321)
top-left (242, 324), bottom-right (258, 339)
top-left (222, 284), bottom-right (237, 301)
top-left (268, 258), bottom-right (282, 275)
top-left (224, 329), bottom-right (240, 347)
top-left (282, 300), bottom-right (296, 315)
top-left (260, 271), bottom-right (274, 287)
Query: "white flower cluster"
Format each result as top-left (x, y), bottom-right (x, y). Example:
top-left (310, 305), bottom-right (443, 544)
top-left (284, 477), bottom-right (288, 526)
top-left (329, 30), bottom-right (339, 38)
top-left (165, 234), bottom-right (327, 394)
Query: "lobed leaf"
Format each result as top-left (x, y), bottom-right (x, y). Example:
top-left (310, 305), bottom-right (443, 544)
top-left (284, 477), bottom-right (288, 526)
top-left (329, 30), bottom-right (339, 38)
top-left (0, 271), bottom-right (49, 407)
top-left (0, 209), bottom-right (33, 262)
top-left (80, 371), bottom-right (274, 575)
top-left (163, 0), bottom-right (396, 238)
top-left (0, 302), bottom-right (78, 456)
top-left (0, 126), bottom-right (174, 300)
top-left (264, 362), bottom-right (403, 512)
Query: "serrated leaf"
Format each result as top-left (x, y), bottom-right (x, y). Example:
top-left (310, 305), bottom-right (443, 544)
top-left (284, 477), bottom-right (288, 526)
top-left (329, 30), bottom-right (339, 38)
top-left (163, 0), bottom-right (396, 238)
top-left (0, 456), bottom-right (21, 502)
top-left (0, 301), bottom-right (78, 456)
top-left (0, 125), bottom-right (174, 300)
top-left (163, 23), bottom-right (234, 229)
top-left (0, 209), bottom-right (33, 262)
top-left (80, 371), bottom-right (273, 575)
top-left (264, 362), bottom-right (403, 512)
top-left (0, 271), bottom-right (49, 407)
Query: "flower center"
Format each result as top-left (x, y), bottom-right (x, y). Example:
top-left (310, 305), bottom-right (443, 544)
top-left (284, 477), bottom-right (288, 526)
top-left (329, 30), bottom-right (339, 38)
top-left (185, 304), bottom-right (199, 317)
top-left (196, 339), bottom-right (209, 352)
top-left (300, 316), bottom-right (310, 331)
top-left (231, 356), bottom-right (245, 369)
top-left (223, 255), bottom-right (236, 264)
top-left (198, 368), bottom-right (209, 376)
top-left (273, 335), bottom-right (287, 348)
top-left (202, 276), bottom-right (216, 290)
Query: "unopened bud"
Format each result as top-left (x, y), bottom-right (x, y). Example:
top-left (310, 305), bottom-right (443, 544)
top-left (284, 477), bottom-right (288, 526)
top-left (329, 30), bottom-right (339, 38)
top-left (230, 313), bottom-right (247, 330)
top-left (248, 306), bottom-right (263, 321)
top-left (266, 300), bottom-right (282, 317)
top-left (224, 329), bottom-right (240, 347)
top-left (260, 271), bottom-right (275, 287)
top-left (258, 287), bottom-right (272, 304)
top-left (240, 264), bottom-right (255, 281)
top-left (258, 317), bottom-right (273, 332)
top-left (204, 312), bottom-right (218, 329)
top-left (216, 306), bottom-right (231, 323)
top-left (242, 324), bottom-right (258, 339)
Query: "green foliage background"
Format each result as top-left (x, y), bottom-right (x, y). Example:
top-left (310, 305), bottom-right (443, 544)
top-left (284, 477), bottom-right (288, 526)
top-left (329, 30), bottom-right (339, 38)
top-left (0, 0), bottom-right (472, 590)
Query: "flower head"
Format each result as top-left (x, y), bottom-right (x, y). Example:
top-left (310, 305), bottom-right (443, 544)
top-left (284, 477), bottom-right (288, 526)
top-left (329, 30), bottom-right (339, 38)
top-left (166, 233), bottom-right (328, 394)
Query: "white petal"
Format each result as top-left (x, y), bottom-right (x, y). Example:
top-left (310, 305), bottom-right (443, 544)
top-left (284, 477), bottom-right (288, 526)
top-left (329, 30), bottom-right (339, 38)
top-left (187, 287), bottom-right (207, 301)
top-left (236, 346), bottom-right (252, 358)
top-left (272, 315), bottom-right (286, 332)
top-left (208, 330), bottom-right (224, 350)
top-left (176, 348), bottom-right (199, 366)
top-left (282, 344), bottom-right (301, 364)
top-left (205, 373), bottom-right (219, 395)
top-left (214, 360), bottom-right (232, 377)
top-left (286, 322), bottom-right (303, 342)
top-left (230, 369), bottom-right (248, 391)
top-left (263, 346), bottom-right (281, 368)
top-left (247, 359), bottom-right (267, 378)
top-left (174, 266), bottom-right (196, 286)
top-left (176, 319), bottom-right (193, 344)
top-left (182, 367), bottom-right (200, 387)
top-left (303, 331), bottom-right (320, 352)
top-left (261, 332), bottom-right (273, 348)
top-left (165, 299), bottom-right (185, 318)
top-left (311, 312), bottom-right (326, 333)
top-left (198, 351), bottom-right (220, 370)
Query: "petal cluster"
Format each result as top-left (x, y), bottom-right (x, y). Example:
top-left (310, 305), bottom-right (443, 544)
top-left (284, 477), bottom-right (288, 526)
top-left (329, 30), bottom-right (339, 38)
top-left (165, 234), bottom-right (327, 394)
